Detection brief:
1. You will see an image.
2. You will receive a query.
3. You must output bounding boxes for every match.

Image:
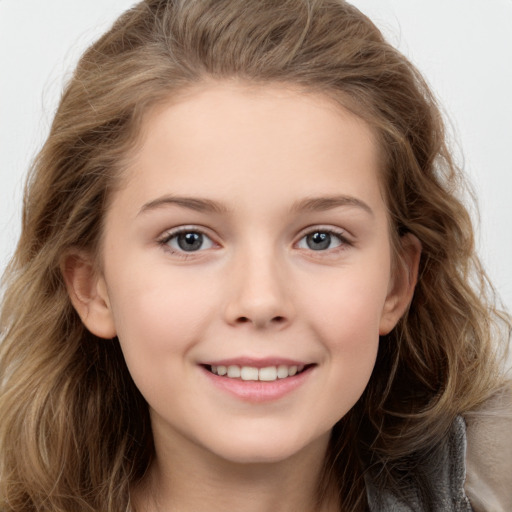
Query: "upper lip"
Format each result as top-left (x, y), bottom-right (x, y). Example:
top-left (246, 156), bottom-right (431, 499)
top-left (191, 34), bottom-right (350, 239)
top-left (201, 357), bottom-right (312, 368)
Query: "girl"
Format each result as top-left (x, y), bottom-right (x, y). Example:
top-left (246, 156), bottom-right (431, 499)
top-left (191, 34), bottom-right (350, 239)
top-left (0, 1), bottom-right (510, 511)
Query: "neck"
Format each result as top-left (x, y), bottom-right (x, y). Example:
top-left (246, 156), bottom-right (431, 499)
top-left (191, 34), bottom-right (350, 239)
top-left (132, 431), bottom-right (338, 512)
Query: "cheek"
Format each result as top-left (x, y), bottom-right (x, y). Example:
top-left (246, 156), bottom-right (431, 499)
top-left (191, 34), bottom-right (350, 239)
top-left (321, 286), bottom-right (381, 378)
top-left (304, 262), bottom-right (391, 348)
top-left (105, 267), bottom-right (216, 381)
top-left (297, 261), bottom-right (390, 415)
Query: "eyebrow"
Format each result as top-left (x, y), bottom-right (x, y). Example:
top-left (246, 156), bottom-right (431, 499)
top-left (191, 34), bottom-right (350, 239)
top-left (138, 195), bottom-right (229, 216)
top-left (291, 195), bottom-right (374, 216)
top-left (138, 194), bottom-right (373, 217)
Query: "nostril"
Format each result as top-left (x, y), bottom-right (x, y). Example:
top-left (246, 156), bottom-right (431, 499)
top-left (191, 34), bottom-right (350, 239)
top-left (234, 315), bottom-right (286, 326)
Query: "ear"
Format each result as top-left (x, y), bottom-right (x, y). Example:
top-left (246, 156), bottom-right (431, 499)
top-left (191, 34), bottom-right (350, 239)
top-left (379, 233), bottom-right (422, 335)
top-left (61, 251), bottom-right (117, 339)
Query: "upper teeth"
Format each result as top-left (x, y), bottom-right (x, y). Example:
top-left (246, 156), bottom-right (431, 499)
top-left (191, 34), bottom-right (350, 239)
top-left (210, 364), bottom-right (305, 381)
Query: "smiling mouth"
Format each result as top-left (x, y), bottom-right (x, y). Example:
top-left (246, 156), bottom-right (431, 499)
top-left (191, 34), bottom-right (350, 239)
top-left (204, 364), bottom-right (314, 382)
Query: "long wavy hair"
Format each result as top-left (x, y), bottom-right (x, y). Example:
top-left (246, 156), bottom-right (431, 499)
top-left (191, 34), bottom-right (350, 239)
top-left (1, 0), bottom-right (509, 510)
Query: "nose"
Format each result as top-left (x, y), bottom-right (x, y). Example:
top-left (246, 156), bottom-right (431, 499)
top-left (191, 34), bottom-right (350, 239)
top-left (223, 246), bottom-right (294, 330)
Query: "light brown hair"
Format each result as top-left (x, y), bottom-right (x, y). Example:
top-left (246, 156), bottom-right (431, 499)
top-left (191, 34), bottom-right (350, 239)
top-left (1, 0), bottom-right (509, 510)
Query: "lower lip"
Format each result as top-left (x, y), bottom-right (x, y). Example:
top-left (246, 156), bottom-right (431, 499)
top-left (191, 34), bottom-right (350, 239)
top-left (200, 366), bottom-right (314, 403)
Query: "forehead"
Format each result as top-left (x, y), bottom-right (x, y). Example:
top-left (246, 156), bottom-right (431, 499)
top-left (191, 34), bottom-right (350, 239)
top-left (113, 82), bottom-right (385, 217)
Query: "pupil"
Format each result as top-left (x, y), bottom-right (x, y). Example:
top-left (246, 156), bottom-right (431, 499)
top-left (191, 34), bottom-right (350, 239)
top-left (307, 232), bottom-right (330, 250)
top-left (177, 232), bottom-right (203, 251)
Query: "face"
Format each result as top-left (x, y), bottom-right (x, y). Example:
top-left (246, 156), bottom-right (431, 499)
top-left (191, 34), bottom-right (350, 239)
top-left (73, 83), bottom-right (417, 465)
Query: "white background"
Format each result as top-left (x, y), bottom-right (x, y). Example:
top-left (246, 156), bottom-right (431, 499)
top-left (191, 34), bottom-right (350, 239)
top-left (1, 1), bottom-right (511, 310)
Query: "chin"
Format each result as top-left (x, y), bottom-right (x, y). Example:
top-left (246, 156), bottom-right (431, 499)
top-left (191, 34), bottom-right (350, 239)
top-left (216, 448), bottom-right (300, 465)
top-left (207, 429), bottom-right (329, 466)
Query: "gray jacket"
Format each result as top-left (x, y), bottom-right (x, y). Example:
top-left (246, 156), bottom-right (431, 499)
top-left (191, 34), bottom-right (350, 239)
top-left (366, 389), bottom-right (512, 511)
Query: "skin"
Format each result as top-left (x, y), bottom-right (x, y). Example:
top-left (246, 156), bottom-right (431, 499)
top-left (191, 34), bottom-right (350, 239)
top-left (65, 82), bottom-right (420, 512)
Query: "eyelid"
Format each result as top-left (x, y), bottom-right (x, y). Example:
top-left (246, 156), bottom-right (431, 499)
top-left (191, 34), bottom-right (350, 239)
top-left (158, 225), bottom-right (209, 242)
top-left (157, 225), bottom-right (219, 255)
top-left (155, 224), bottom-right (352, 257)
top-left (294, 225), bottom-right (352, 250)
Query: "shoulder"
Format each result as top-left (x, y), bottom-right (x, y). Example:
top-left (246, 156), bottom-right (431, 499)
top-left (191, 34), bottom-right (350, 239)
top-left (366, 415), bottom-right (473, 511)
top-left (464, 384), bottom-right (512, 512)
top-left (365, 388), bottom-right (512, 511)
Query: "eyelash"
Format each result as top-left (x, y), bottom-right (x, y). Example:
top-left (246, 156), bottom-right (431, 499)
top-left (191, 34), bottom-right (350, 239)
top-left (157, 227), bottom-right (217, 259)
top-left (296, 227), bottom-right (351, 253)
top-left (157, 226), bottom-right (351, 258)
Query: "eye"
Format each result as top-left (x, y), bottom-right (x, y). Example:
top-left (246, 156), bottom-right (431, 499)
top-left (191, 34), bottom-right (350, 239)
top-left (296, 230), bottom-right (346, 251)
top-left (160, 229), bottom-right (215, 253)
